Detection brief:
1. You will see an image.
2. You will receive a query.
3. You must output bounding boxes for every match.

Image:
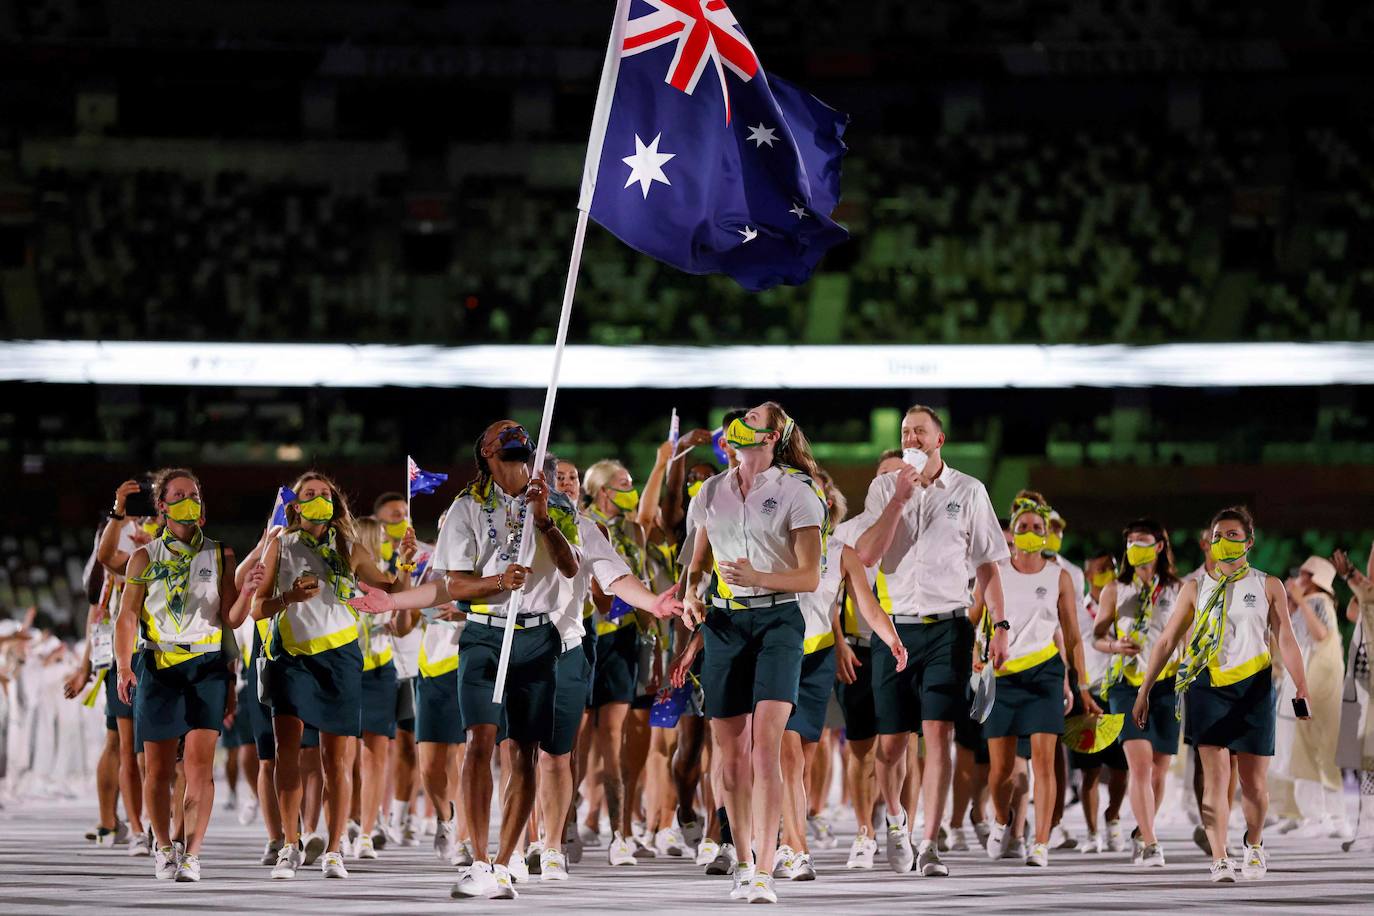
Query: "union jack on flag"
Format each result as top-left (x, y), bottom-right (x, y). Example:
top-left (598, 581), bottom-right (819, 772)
top-left (407, 456), bottom-right (448, 497)
top-left (582, 0), bottom-right (848, 291)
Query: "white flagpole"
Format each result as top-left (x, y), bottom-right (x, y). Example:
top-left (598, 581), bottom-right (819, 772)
top-left (405, 455), bottom-right (412, 525)
top-left (492, 0), bottom-right (631, 704)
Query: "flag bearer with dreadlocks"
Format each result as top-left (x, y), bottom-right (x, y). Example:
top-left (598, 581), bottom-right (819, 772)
top-left (1133, 505), bottom-right (1309, 883)
top-left (1091, 517), bottom-right (1183, 868)
top-left (114, 467), bottom-right (264, 882)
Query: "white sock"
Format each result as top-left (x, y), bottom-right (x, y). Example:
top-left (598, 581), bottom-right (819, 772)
top-left (389, 799), bottom-right (408, 826)
top-left (885, 811), bottom-right (907, 829)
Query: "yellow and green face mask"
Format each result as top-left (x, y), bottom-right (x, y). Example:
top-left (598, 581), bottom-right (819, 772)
top-left (140, 520), bottom-right (162, 537)
top-left (1013, 531), bottom-right (1048, 554)
top-left (610, 487), bottom-right (640, 512)
top-left (1045, 531), bottom-right (1063, 555)
top-left (1125, 542), bottom-right (1158, 567)
top-left (298, 496), bottom-right (334, 524)
top-left (384, 519), bottom-right (409, 540)
top-left (164, 497), bottom-right (202, 524)
top-left (1210, 536), bottom-right (1249, 563)
top-left (687, 480), bottom-right (704, 499)
top-left (1090, 568), bottom-right (1116, 589)
top-left (724, 417), bottom-right (772, 449)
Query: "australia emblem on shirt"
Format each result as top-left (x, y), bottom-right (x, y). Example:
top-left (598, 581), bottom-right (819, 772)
top-left (945, 500), bottom-right (962, 519)
top-left (1034, 586), bottom-right (1048, 600)
top-left (1243, 593), bottom-right (1257, 606)
top-left (761, 497), bottom-right (779, 516)
top-left (197, 567), bottom-right (213, 581)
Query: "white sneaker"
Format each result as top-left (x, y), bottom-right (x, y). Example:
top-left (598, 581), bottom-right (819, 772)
top-left (578, 823), bottom-right (602, 848)
top-left (1140, 843), bottom-right (1165, 868)
top-left (506, 852), bottom-right (530, 883)
top-left (237, 797), bottom-right (259, 826)
top-left (400, 815), bottom-right (419, 847)
top-left (707, 841), bottom-right (738, 875)
top-left (948, 826), bottom-right (970, 852)
top-left (172, 840), bottom-right (185, 865)
top-left (451, 860), bottom-right (497, 898)
top-left (771, 845), bottom-right (795, 878)
top-left (808, 814), bottom-right (838, 849)
top-left (175, 853), bottom-right (201, 882)
top-left (609, 832), bottom-right (638, 866)
top-left (696, 837), bottom-right (721, 867)
top-left (270, 843), bottom-right (303, 879)
top-left (747, 872), bottom-right (778, 904)
top-left (454, 839), bottom-right (475, 868)
top-left (128, 832), bottom-right (152, 858)
top-left (155, 846), bottom-right (179, 880)
top-left (345, 819), bottom-right (361, 848)
top-left (789, 851), bottom-right (816, 881)
top-left (1105, 819), bottom-right (1124, 852)
top-left (631, 834), bottom-right (658, 859)
top-left (321, 851), bottom-right (348, 878)
top-left (846, 832), bottom-right (877, 869)
top-left (564, 821), bottom-right (584, 864)
top-left (491, 863), bottom-right (519, 900)
top-left (1026, 842), bottom-right (1049, 867)
top-left (222, 792), bottom-right (238, 812)
top-left (886, 814), bottom-right (913, 874)
top-left (730, 864), bottom-right (756, 900)
top-left (987, 823), bottom-right (1011, 861)
top-left (916, 840), bottom-right (948, 877)
top-left (1050, 824), bottom-right (1078, 850)
top-left (540, 847), bottom-right (569, 882)
top-left (1240, 843), bottom-right (1266, 879)
top-left (355, 835), bottom-right (378, 859)
top-left (434, 816), bottom-right (457, 864)
top-left (1005, 837), bottom-right (1027, 861)
top-left (259, 839), bottom-right (283, 866)
top-left (655, 826), bottom-right (689, 857)
top-left (525, 842), bottom-right (544, 877)
top-left (1276, 817), bottom-right (1301, 834)
top-left (974, 820), bottom-right (991, 849)
top-left (1210, 858), bottom-right (1238, 882)
top-left (680, 815), bottom-right (704, 850)
top-left (301, 833), bottom-right (325, 866)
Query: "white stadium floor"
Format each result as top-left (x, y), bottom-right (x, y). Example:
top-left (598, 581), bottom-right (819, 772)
top-left (3, 794), bottom-right (1372, 914)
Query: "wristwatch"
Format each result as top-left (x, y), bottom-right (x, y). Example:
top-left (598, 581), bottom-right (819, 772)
top-left (992, 620), bottom-right (1010, 632)
top-left (107, 508), bottom-right (126, 520)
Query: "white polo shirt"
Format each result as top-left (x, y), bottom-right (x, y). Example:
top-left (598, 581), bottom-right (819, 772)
top-left (687, 465), bottom-right (826, 600)
top-left (859, 463), bottom-right (1008, 617)
top-left (557, 515), bottom-right (634, 650)
top-left (431, 479), bottom-right (581, 617)
top-left (831, 515), bottom-right (876, 639)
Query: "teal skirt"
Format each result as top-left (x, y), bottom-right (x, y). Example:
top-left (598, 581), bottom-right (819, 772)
top-left (134, 650), bottom-right (230, 744)
top-left (1184, 667), bottom-right (1276, 756)
top-left (982, 655), bottom-right (1065, 740)
top-left (361, 662), bottom-right (398, 738)
top-left (268, 641), bottom-right (364, 738)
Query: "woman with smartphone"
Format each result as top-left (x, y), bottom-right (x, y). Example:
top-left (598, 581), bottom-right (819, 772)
top-left (1132, 506), bottom-right (1310, 883)
top-left (251, 472), bottom-right (414, 881)
top-left (113, 468), bottom-right (263, 882)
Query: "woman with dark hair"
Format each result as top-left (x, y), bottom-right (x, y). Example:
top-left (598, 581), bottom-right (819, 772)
top-left (252, 471), bottom-right (414, 880)
top-left (1133, 506), bottom-right (1310, 882)
top-left (1091, 517), bottom-right (1182, 868)
top-left (681, 401), bottom-right (826, 904)
top-left (113, 468), bottom-right (262, 882)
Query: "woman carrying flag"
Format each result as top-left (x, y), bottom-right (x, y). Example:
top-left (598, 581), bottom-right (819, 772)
top-left (113, 468), bottom-right (263, 882)
top-left (681, 401), bottom-right (825, 905)
top-left (1091, 518), bottom-right (1183, 867)
top-left (1133, 506), bottom-right (1310, 882)
top-left (251, 471), bottom-right (415, 881)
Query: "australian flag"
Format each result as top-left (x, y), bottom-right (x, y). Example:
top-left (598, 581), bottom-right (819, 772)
top-left (407, 456), bottom-right (448, 497)
top-left (269, 486), bottom-right (295, 528)
top-left (582, 0), bottom-right (849, 292)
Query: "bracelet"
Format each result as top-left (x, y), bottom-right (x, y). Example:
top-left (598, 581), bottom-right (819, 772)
top-left (398, 562), bottom-right (416, 572)
top-left (536, 517), bottom-right (555, 533)
top-left (108, 509), bottom-right (126, 520)
top-left (495, 572), bottom-right (506, 593)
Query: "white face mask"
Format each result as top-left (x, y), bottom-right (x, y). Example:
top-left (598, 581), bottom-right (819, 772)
top-left (903, 447), bottom-right (929, 473)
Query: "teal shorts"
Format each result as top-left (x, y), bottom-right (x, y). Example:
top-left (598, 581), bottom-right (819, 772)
top-left (1109, 676), bottom-right (1180, 755)
top-left (872, 617), bottom-right (974, 734)
top-left (983, 655), bottom-right (1065, 740)
top-left (833, 644), bottom-right (877, 742)
top-left (593, 625), bottom-right (638, 707)
top-left (103, 665), bottom-right (133, 730)
top-left (269, 641), bottom-right (364, 738)
top-left (220, 682), bottom-right (255, 748)
top-left (547, 644), bottom-right (591, 756)
top-left (134, 650), bottom-right (230, 745)
top-left (361, 662), bottom-right (398, 739)
top-left (457, 618), bottom-right (558, 745)
top-left (701, 602), bottom-right (805, 719)
top-left (416, 669), bottom-right (465, 745)
top-left (786, 645), bottom-right (836, 743)
top-left (1183, 668), bottom-right (1275, 756)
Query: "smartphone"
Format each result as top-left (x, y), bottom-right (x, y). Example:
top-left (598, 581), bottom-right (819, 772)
top-left (124, 482), bottom-right (156, 519)
top-left (1292, 697), bottom-right (1311, 719)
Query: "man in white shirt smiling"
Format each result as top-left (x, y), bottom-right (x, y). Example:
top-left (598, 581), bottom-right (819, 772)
top-left (855, 405), bottom-right (1010, 878)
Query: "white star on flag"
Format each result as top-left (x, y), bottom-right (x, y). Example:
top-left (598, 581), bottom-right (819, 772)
top-left (739, 226), bottom-right (758, 243)
top-left (622, 133), bottom-right (676, 199)
top-left (746, 123), bottom-right (777, 148)
top-left (789, 202), bottom-right (807, 219)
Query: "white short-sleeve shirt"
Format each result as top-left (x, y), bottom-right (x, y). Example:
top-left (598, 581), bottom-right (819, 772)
top-left (859, 463), bottom-right (1009, 616)
top-left (691, 465), bottom-right (825, 599)
top-left (431, 480), bottom-right (581, 617)
top-left (554, 514), bottom-right (634, 647)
